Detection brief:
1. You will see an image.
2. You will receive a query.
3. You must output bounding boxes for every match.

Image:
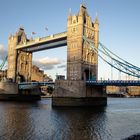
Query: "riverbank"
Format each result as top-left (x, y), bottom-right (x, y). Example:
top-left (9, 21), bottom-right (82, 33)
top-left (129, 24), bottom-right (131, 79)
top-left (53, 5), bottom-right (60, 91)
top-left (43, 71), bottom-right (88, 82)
top-left (107, 94), bottom-right (140, 98)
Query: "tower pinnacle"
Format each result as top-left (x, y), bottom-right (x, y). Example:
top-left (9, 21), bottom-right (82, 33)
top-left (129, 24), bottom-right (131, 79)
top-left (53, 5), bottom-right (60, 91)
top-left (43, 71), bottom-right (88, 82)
top-left (69, 8), bottom-right (71, 15)
top-left (95, 13), bottom-right (99, 24)
top-left (82, 0), bottom-right (86, 7)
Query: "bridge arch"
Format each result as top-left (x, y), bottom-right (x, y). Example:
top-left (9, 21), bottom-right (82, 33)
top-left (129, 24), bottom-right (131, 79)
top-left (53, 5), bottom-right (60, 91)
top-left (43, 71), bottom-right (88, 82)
top-left (82, 68), bottom-right (96, 81)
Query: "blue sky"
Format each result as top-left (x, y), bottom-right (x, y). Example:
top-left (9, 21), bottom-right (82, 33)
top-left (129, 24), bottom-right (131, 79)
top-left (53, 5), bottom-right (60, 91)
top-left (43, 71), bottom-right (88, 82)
top-left (0, 0), bottom-right (140, 80)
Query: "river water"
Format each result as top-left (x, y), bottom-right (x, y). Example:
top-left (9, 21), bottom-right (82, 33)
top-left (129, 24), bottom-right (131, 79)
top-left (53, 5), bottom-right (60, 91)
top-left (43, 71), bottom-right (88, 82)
top-left (0, 98), bottom-right (140, 140)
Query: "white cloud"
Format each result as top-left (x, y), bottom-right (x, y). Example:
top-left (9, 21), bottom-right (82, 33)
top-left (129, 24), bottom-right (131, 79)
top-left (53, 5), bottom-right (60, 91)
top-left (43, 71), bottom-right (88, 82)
top-left (37, 57), bottom-right (60, 65)
top-left (0, 44), bottom-right (7, 60)
top-left (57, 64), bottom-right (66, 69)
top-left (33, 57), bottom-right (62, 70)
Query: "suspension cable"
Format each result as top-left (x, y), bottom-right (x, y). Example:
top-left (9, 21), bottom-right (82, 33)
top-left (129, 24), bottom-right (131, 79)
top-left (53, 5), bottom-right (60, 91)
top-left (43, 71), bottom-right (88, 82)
top-left (83, 36), bottom-right (140, 78)
top-left (0, 56), bottom-right (7, 70)
top-left (99, 42), bottom-right (140, 71)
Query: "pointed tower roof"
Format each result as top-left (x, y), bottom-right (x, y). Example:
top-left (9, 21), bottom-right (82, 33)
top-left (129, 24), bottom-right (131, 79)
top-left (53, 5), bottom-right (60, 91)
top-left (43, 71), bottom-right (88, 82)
top-left (95, 14), bottom-right (99, 24)
top-left (78, 4), bottom-right (89, 17)
top-left (68, 8), bottom-right (72, 16)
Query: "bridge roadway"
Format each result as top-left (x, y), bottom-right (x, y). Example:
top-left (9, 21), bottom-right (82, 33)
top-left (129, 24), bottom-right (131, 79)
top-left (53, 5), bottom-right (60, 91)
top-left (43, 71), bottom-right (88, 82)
top-left (18, 80), bottom-right (140, 89)
top-left (16, 31), bottom-right (67, 52)
top-left (18, 81), bottom-right (55, 89)
top-left (86, 80), bottom-right (140, 86)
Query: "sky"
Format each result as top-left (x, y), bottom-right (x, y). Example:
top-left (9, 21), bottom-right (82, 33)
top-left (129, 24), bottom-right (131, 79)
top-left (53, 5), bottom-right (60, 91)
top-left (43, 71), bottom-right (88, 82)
top-left (0, 0), bottom-right (140, 80)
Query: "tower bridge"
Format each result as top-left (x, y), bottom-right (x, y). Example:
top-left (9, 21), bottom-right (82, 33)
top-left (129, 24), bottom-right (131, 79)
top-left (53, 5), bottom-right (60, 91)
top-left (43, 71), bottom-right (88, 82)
top-left (6, 4), bottom-right (140, 106)
top-left (8, 4), bottom-right (99, 83)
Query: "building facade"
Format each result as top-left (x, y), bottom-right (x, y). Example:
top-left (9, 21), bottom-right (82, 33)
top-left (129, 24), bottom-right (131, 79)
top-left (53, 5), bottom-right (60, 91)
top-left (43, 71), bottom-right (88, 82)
top-left (107, 86), bottom-right (140, 96)
top-left (31, 65), bottom-right (44, 82)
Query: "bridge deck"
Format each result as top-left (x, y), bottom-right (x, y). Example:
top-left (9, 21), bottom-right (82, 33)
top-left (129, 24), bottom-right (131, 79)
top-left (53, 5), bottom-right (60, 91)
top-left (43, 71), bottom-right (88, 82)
top-left (18, 82), bottom-right (55, 89)
top-left (86, 80), bottom-right (140, 86)
top-left (18, 80), bottom-right (140, 90)
top-left (16, 31), bottom-right (67, 52)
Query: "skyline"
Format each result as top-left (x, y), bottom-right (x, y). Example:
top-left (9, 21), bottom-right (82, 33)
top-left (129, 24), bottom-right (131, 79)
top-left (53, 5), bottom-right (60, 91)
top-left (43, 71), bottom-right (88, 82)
top-left (0, 0), bottom-right (140, 80)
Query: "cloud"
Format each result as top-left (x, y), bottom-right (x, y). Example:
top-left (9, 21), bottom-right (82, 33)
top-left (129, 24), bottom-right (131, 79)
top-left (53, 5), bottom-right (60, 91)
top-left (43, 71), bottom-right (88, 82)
top-left (57, 64), bottom-right (66, 69)
top-left (0, 45), bottom-right (7, 60)
top-left (33, 57), bottom-right (62, 70)
top-left (37, 57), bottom-right (61, 65)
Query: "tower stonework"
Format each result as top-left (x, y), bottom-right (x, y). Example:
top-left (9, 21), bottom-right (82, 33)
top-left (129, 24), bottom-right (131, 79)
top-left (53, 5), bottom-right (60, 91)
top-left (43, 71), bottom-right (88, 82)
top-left (7, 28), bottom-right (32, 82)
top-left (17, 51), bottom-right (32, 82)
top-left (53, 5), bottom-right (107, 107)
top-left (67, 5), bottom-right (99, 81)
top-left (7, 33), bottom-right (18, 82)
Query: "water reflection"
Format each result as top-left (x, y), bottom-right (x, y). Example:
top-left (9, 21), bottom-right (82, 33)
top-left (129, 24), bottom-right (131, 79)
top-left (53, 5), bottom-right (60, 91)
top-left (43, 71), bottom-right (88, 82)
top-left (0, 98), bottom-right (140, 140)
top-left (0, 102), bottom-right (35, 140)
top-left (51, 107), bottom-right (109, 140)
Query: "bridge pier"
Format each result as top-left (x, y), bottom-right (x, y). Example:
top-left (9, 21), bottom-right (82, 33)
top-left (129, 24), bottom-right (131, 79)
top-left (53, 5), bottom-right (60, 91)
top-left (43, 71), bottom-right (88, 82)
top-left (52, 80), bottom-right (107, 107)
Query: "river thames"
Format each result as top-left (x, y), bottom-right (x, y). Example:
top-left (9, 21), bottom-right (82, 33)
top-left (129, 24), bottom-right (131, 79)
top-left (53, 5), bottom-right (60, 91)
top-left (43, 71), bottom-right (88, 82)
top-left (0, 98), bottom-right (140, 140)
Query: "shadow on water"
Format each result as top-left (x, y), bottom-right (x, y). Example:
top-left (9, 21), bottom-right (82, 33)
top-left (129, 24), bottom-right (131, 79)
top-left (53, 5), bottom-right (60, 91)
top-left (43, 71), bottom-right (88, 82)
top-left (50, 106), bottom-right (111, 140)
top-left (52, 106), bottom-right (107, 112)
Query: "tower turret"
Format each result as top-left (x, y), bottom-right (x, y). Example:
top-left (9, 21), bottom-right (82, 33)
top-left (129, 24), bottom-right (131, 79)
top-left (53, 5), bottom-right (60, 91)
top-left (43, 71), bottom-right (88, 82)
top-left (7, 28), bottom-right (32, 82)
top-left (7, 33), bottom-right (19, 81)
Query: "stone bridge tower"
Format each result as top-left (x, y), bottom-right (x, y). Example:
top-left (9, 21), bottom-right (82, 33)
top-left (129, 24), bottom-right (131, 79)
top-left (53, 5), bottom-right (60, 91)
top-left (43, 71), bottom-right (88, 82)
top-left (7, 28), bottom-right (32, 82)
top-left (67, 4), bottom-right (99, 81)
top-left (52, 4), bottom-right (106, 107)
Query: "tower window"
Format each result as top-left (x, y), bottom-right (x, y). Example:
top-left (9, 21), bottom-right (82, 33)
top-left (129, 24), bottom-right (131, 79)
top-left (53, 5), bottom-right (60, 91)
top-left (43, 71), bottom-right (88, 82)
top-left (73, 20), bottom-right (76, 24)
top-left (73, 28), bottom-right (76, 32)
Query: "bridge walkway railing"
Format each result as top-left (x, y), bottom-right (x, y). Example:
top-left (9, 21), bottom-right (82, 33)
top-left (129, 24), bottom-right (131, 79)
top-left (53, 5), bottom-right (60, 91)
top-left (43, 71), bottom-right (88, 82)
top-left (86, 80), bottom-right (140, 86)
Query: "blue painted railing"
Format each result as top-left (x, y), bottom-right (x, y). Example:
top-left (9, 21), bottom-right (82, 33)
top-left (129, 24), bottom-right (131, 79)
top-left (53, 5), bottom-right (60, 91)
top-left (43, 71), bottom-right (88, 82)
top-left (18, 82), bottom-right (55, 89)
top-left (86, 80), bottom-right (140, 86)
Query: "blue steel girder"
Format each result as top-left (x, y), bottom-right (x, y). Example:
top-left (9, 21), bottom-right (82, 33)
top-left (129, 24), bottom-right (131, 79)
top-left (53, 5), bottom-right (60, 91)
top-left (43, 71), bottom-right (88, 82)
top-left (18, 82), bottom-right (55, 89)
top-left (86, 80), bottom-right (140, 86)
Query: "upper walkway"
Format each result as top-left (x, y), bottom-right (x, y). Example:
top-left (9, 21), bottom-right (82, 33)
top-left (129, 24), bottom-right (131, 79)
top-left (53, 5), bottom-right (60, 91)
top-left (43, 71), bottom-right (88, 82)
top-left (16, 31), bottom-right (67, 52)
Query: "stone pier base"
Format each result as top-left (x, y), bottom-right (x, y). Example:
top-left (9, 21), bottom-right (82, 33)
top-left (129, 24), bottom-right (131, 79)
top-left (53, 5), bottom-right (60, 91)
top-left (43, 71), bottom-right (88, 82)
top-left (0, 82), bottom-right (18, 94)
top-left (52, 80), bottom-right (107, 107)
top-left (52, 97), bottom-right (107, 107)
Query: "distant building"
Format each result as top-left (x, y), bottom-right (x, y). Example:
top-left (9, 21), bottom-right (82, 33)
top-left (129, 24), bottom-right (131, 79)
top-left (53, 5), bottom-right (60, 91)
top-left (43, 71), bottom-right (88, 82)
top-left (56, 75), bottom-right (65, 80)
top-left (106, 86), bottom-right (120, 94)
top-left (107, 86), bottom-right (140, 96)
top-left (31, 65), bottom-right (44, 82)
top-left (128, 86), bottom-right (140, 96)
top-left (43, 74), bottom-right (53, 82)
top-left (31, 65), bottom-right (53, 82)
